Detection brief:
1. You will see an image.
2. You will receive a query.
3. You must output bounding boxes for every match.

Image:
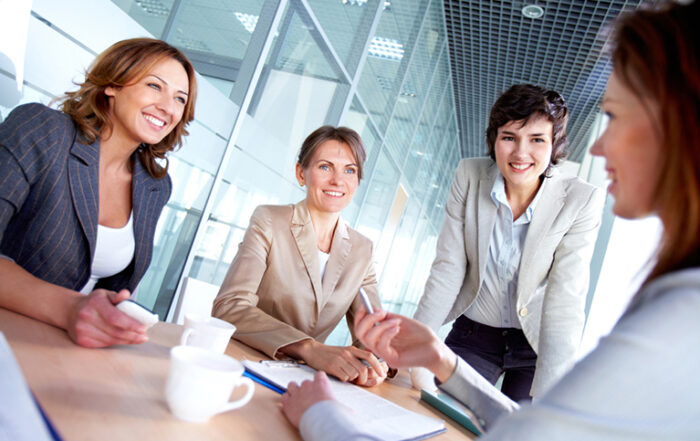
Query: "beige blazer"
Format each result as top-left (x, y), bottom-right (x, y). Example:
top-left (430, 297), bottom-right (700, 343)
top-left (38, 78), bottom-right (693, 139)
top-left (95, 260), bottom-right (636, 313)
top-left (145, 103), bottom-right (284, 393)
top-left (414, 157), bottom-right (605, 397)
top-left (212, 200), bottom-right (380, 358)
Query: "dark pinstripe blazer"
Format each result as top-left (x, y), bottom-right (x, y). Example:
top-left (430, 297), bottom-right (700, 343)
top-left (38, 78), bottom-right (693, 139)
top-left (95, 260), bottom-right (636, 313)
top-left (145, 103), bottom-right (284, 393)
top-left (0, 103), bottom-right (171, 292)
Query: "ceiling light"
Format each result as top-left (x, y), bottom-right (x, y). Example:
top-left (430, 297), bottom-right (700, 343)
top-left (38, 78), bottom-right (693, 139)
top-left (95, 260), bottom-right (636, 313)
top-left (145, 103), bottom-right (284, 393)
top-left (235, 12), bottom-right (259, 33)
top-left (368, 37), bottom-right (404, 61)
top-left (134, 0), bottom-right (169, 16)
top-left (521, 4), bottom-right (544, 19)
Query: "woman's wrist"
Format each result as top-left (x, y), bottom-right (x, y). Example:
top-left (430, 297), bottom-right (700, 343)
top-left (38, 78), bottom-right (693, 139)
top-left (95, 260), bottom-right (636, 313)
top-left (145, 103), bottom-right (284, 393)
top-left (279, 338), bottom-right (317, 361)
top-left (429, 342), bottom-right (458, 383)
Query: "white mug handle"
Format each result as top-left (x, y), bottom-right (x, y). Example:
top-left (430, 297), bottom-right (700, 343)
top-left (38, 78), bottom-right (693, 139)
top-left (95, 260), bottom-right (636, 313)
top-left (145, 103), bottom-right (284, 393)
top-left (219, 377), bottom-right (254, 413)
top-left (180, 328), bottom-right (194, 346)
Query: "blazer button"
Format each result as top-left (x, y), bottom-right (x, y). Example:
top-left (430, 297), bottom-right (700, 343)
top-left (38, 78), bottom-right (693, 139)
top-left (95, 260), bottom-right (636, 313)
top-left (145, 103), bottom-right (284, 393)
top-left (519, 307), bottom-right (528, 317)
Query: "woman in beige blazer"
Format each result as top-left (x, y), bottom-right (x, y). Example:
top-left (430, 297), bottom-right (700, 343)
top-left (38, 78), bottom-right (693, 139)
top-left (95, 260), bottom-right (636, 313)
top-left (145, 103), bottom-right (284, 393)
top-left (413, 85), bottom-right (605, 400)
top-left (213, 126), bottom-right (388, 386)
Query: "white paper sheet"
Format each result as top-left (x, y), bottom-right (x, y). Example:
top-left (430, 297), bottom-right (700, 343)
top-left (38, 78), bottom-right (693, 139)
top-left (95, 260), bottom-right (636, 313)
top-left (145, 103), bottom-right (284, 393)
top-left (242, 360), bottom-right (445, 441)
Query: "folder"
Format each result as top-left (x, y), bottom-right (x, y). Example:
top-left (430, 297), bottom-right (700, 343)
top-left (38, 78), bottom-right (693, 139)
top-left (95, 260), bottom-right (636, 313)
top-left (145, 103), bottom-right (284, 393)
top-left (420, 388), bottom-right (483, 436)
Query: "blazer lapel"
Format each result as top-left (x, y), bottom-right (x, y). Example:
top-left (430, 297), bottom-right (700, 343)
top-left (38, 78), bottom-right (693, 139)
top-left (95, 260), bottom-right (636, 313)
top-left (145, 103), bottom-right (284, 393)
top-left (68, 136), bottom-right (100, 261)
top-left (518, 171), bottom-right (566, 298)
top-left (476, 164), bottom-right (499, 283)
top-left (319, 217), bottom-right (351, 311)
top-left (290, 201), bottom-right (324, 311)
top-left (129, 156), bottom-right (162, 285)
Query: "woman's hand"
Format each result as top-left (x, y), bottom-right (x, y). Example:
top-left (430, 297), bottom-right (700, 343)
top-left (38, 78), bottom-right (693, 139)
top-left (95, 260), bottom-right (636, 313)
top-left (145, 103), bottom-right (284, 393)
top-left (354, 308), bottom-right (457, 383)
top-left (67, 289), bottom-right (148, 348)
top-left (282, 339), bottom-right (388, 386)
top-left (281, 371), bottom-right (335, 428)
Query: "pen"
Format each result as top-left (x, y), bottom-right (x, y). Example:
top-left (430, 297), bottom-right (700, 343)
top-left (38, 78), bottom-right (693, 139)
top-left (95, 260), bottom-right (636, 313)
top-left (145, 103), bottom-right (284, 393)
top-left (243, 369), bottom-right (285, 394)
top-left (358, 288), bottom-right (374, 314)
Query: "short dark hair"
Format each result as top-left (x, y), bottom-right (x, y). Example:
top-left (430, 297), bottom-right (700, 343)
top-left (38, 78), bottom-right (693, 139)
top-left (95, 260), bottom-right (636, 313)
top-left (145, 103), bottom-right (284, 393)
top-left (297, 126), bottom-right (367, 180)
top-left (486, 84), bottom-right (569, 172)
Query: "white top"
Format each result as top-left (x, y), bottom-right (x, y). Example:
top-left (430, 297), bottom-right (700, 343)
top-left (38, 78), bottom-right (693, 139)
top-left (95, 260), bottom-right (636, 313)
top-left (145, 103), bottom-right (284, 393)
top-left (465, 174), bottom-right (544, 328)
top-left (318, 250), bottom-right (330, 280)
top-left (79, 213), bottom-right (135, 294)
top-left (298, 268), bottom-right (700, 441)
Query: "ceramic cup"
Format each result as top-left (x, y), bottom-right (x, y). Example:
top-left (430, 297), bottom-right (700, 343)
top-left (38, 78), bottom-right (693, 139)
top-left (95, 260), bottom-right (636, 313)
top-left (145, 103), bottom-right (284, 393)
top-left (165, 345), bottom-right (254, 422)
top-left (179, 314), bottom-right (236, 354)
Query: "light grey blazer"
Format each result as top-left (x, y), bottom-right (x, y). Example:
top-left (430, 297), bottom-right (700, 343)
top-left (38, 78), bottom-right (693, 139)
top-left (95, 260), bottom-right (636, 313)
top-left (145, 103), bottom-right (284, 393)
top-left (414, 157), bottom-right (605, 396)
top-left (297, 269), bottom-right (700, 441)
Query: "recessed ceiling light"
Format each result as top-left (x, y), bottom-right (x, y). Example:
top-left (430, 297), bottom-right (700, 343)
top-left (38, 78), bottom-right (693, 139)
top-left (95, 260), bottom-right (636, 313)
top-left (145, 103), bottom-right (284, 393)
top-left (368, 37), bottom-right (404, 61)
top-left (521, 4), bottom-right (544, 19)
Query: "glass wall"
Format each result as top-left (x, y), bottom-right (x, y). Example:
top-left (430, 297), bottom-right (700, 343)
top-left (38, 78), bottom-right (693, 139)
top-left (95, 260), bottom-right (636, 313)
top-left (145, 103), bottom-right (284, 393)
top-left (3, 0), bottom-right (461, 340)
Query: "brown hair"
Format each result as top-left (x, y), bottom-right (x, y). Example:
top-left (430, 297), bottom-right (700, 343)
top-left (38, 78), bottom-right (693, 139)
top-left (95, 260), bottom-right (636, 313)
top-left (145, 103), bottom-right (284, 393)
top-left (612, 1), bottom-right (700, 281)
top-left (486, 84), bottom-right (569, 175)
top-left (297, 126), bottom-right (367, 180)
top-left (60, 38), bottom-right (197, 178)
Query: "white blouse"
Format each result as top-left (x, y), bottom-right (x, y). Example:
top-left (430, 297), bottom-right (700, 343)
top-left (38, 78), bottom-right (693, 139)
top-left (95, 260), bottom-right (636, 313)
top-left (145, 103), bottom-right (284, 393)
top-left (79, 213), bottom-right (135, 294)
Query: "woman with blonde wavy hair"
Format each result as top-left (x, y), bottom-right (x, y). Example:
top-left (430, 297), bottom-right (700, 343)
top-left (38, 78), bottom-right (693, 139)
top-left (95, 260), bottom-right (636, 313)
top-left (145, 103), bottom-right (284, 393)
top-left (0, 38), bottom-right (197, 348)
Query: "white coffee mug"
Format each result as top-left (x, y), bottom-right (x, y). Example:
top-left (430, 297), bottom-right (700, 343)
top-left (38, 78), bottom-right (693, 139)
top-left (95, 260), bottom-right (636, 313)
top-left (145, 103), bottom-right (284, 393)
top-left (166, 346), bottom-right (254, 422)
top-left (180, 314), bottom-right (236, 354)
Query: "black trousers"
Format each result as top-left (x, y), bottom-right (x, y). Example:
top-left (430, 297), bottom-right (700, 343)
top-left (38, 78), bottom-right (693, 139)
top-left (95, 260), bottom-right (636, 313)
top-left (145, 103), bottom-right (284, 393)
top-left (445, 315), bottom-right (537, 402)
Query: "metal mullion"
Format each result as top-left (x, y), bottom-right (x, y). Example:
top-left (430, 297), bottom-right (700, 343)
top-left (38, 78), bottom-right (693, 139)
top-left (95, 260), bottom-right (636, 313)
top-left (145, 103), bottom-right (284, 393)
top-left (166, 0), bottom-right (288, 321)
top-left (294, 0), bottom-right (352, 84)
top-left (333, 0), bottom-right (384, 125)
top-left (380, 0), bottom-right (433, 135)
top-left (160, 0), bottom-right (185, 41)
top-left (399, 41), bottom-right (447, 171)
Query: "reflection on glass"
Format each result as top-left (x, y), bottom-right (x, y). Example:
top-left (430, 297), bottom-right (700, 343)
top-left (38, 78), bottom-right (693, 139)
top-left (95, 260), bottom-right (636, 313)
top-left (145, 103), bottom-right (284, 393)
top-left (356, 1), bottom-right (427, 134)
top-left (112, 0), bottom-right (266, 89)
top-left (342, 96), bottom-right (381, 225)
top-left (306, 0), bottom-right (378, 76)
top-left (136, 156), bottom-right (215, 316)
top-left (112, 0), bottom-right (174, 37)
top-left (355, 149), bottom-right (399, 245)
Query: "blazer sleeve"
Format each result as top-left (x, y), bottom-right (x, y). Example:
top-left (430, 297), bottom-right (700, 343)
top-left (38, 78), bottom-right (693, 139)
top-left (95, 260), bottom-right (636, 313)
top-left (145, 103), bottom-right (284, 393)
top-left (0, 104), bottom-right (68, 246)
top-left (413, 159), bottom-right (471, 331)
top-left (532, 185), bottom-right (605, 397)
top-left (212, 207), bottom-right (313, 358)
top-left (482, 276), bottom-right (700, 440)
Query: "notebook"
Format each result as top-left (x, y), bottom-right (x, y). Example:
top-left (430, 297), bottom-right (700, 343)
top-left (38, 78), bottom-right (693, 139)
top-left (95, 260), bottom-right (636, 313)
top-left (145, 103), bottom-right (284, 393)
top-left (242, 360), bottom-right (446, 441)
top-left (420, 388), bottom-right (483, 436)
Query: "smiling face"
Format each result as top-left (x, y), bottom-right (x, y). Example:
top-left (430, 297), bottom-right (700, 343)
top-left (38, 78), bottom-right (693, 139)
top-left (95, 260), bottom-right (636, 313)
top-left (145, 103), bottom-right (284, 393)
top-left (296, 139), bottom-right (359, 216)
top-left (494, 116), bottom-right (553, 195)
top-left (104, 57), bottom-right (189, 149)
top-left (590, 71), bottom-right (662, 219)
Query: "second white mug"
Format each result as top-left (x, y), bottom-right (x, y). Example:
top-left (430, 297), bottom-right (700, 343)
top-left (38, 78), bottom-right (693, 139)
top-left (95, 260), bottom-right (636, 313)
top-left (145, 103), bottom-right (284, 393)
top-left (180, 314), bottom-right (236, 354)
top-left (166, 345), bottom-right (254, 422)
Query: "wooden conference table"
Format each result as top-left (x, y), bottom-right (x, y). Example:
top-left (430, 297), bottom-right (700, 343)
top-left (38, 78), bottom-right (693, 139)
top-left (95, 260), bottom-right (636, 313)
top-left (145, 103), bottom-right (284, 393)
top-left (0, 308), bottom-right (476, 441)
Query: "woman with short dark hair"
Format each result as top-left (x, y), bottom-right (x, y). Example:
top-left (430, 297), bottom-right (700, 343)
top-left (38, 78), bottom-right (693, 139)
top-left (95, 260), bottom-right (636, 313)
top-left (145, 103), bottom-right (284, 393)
top-left (412, 84), bottom-right (605, 400)
top-left (213, 125), bottom-right (388, 387)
